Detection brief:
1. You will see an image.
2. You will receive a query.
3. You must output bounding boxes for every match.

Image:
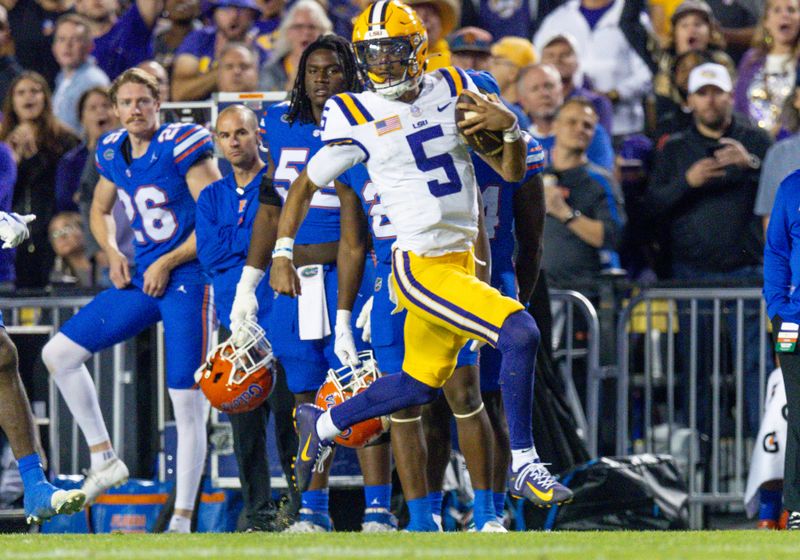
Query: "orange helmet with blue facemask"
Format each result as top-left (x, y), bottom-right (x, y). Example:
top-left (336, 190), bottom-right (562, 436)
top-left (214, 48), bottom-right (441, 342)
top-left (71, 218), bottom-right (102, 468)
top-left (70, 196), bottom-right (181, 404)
top-left (352, 0), bottom-right (428, 99)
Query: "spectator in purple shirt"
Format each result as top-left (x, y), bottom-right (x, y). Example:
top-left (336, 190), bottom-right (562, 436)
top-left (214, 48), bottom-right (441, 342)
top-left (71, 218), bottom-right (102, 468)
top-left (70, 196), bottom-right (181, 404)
top-left (55, 86), bottom-right (117, 215)
top-left (0, 140), bottom-right (16, 284)
top-left (75, 0), bottom-right (164, 80)
top-left (540, 32), bottom-right (615, 135)
top-left (171, 0), bottom-right (266, 100)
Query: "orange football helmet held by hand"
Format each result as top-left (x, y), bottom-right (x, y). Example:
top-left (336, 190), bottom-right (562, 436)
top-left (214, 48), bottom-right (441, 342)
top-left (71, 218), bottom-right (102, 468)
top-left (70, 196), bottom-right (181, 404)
top-left (315, 350), bottom-right (389, 448)
top-left (195, 320), bottom-right (274, 414)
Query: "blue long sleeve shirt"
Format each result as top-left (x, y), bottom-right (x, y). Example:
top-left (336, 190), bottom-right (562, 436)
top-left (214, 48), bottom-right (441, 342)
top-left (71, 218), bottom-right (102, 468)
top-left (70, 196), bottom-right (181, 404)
top-left (196, 167), bottom-right (272, 331)
top-left (764, 169), bottom-right (800, 322)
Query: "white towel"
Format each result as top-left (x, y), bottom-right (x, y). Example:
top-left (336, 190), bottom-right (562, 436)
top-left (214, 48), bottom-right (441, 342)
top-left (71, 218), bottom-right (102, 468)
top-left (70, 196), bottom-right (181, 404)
top-left (297, 264), bottom-right (331, 340)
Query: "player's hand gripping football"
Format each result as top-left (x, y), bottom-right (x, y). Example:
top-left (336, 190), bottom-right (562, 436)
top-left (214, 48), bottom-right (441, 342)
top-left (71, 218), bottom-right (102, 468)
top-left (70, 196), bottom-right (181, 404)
top-left (456, 90), bottom-right (517, 136)
top-left (0, 212), bottom-right (35, 249)
top-left (269, 256), bottom-right (302, 297)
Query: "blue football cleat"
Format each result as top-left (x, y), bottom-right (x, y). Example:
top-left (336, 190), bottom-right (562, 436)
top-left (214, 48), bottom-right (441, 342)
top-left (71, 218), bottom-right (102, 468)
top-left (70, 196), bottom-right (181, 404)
top-left (24, 481), bottom-right (86, 525)
top-left (293, 404), bottom-right (333, 494)
top-left (508, 460), bottom-right (573, 508)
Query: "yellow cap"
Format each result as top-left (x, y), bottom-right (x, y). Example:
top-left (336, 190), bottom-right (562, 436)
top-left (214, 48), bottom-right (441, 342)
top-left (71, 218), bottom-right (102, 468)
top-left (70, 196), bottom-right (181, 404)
top-left (490, 36), bottom-right (536, 68)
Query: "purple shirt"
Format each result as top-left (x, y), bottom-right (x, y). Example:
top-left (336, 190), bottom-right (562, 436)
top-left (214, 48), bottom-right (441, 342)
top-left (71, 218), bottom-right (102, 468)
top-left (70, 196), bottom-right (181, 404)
top-left (176, 26), bottom-right (268, 72)
top-left (579, 2), bottom-right (613, 29)
top-left (93, 3), bottom-right (155, 80)
top-left (0, 142), bottom-right (17, 282)
top-left (55, 142), bottom-right (87, 213)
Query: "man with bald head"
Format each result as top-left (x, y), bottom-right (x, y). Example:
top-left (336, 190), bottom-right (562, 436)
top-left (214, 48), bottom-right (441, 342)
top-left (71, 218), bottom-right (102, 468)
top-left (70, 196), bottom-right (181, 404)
top-left (517, 63), bottom-right (614, 171)
top-left (195, 104), bottom-right (297, 531)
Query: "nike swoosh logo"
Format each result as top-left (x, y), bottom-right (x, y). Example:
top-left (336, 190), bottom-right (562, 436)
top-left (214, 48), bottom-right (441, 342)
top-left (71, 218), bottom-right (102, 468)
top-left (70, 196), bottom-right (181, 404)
top-left (437, 102), bottom-right (452, 112)
top-left (527, 482), bottom-right (553, 502)
top-left (300, 435), bottom-right (313, 461)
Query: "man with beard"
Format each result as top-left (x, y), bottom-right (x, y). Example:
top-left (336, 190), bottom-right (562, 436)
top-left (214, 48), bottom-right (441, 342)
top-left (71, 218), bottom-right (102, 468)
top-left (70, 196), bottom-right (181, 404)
top-left (645, 62), bottom-right (772, 436)
top-left (171, 0), bottom-right (267, 100)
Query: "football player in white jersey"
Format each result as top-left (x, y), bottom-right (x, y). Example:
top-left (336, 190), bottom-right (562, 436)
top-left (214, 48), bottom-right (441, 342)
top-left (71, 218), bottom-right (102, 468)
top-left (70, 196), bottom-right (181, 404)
top-left (271, 0), bottom-right (574, 522)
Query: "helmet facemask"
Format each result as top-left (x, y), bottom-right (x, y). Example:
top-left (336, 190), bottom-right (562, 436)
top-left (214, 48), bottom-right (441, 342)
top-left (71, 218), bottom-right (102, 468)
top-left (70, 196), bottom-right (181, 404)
top-left (354, 35), bottom-right (426, 99)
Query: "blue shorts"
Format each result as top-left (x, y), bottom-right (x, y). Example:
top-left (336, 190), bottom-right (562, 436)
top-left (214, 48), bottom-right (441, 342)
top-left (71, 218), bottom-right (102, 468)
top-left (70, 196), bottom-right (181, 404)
top-left (370, 261), bottom-right (477, 375)
top-left (268, 261), bottom-right (372, 394)
top-left (60, 282), bottom-right (214, 389)
top-left (0, 310), bottom-right (4, 329)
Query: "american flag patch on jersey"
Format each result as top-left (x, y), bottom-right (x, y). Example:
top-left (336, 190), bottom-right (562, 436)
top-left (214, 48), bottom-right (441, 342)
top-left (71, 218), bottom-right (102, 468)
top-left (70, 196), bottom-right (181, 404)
top-left (375, 115), bottom-right (402, 136)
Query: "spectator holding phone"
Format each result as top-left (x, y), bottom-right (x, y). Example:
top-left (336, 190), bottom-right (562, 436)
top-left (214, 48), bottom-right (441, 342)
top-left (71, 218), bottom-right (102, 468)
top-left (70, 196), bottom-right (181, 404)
top-left (644, 62), bottom-right (772, 435)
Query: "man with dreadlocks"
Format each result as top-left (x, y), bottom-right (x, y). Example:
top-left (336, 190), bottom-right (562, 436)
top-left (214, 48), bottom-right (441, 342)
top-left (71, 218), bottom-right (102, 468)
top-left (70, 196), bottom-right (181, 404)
top-left (230, 34), bottom-right (396, 533)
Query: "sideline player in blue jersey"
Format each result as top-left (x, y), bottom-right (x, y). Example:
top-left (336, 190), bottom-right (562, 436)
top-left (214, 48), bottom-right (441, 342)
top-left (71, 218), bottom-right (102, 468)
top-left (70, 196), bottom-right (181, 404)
top-left (422, 71), bottom-right (548, 524)
top-left (0, 212), bottom-right (86, 524)
top-left (346, 164), bottom-right (499, 531)
top-left (229, 35), bottom-right (396, 533)
top-left (196, 104), bottom-right (299, 531)
top-left (41, 68), bottom-right (222, 533)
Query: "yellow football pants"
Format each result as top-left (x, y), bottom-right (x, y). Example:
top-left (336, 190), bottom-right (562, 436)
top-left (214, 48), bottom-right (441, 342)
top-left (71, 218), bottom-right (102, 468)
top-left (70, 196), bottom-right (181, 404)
top-left (391, 248), bottom-right (524, 388)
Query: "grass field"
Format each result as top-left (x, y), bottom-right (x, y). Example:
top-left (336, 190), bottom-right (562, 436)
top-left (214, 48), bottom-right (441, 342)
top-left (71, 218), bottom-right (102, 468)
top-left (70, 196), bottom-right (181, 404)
top-left (1, 531), bottom-right (799, 560)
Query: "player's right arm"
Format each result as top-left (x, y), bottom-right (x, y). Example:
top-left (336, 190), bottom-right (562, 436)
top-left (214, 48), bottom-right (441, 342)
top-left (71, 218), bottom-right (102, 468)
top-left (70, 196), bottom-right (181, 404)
top-left (90, 176), bottom-right (130, 288)
top-left (269, 96), bottom-right (367, 297)
top-left (513, 174), bottom-right (545, 304)
top-left (231, 166), bottom-right (282, 333)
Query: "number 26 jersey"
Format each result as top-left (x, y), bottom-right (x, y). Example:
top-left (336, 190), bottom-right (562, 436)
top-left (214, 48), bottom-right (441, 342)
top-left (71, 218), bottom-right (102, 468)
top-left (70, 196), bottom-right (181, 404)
top-left (95, 122), bottom-right (214, 283)
top-left (320, 67), bottom-right (481, 257)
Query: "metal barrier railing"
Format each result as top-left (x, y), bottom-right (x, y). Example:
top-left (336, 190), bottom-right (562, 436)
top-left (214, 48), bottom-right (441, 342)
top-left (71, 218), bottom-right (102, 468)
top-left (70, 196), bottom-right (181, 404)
top-left (549, 289), bottom-right (602, 456)
top-left (0, 296), bottom-right (138, 476)
top-left (615, 287), bottom-right (769, 528)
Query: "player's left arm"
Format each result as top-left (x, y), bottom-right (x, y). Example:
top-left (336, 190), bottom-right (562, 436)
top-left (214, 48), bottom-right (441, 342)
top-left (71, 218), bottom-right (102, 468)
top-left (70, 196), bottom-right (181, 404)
top-left (457, 90), bottom-right (526, 182)
top-left (270, 143), bottom-right (366, 297)
top-left (513, 174), bottom-right (545, 303)
top-left (332, 180), bottom-right (368, 367)
top-left (142, 157), bottom-right (221, 297)
top-left (334, 180), bottom-right (367, 313)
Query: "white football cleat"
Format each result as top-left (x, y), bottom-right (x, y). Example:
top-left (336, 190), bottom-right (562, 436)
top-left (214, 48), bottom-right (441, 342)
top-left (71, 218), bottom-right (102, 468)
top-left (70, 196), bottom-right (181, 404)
top-left (283, 520), bottom-right (329, 533)
top-left (81, 457), bottom-right (129, 504)
top-left (479, 520), bottom-right (508, 533)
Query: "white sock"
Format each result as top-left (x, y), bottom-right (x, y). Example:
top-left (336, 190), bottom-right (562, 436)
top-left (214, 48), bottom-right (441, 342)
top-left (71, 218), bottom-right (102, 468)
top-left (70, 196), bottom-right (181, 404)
top-left (43, 334), bottom-right (111, 446)
top-left (90, 448), bottom-right (117, 471)
top-left (316, 410), bottom-right (341, 441)
top-left (167, 513), bottom-right (192, 533)
top-left (169, 388), bottom-right (209, 512)
top-left (510, 447), bottom-right (539, 471)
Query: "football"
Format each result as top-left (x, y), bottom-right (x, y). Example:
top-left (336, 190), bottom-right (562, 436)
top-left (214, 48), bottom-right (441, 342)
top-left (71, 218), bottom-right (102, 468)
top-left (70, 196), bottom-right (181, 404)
top-left (455, 92), bottom-right (505, 157)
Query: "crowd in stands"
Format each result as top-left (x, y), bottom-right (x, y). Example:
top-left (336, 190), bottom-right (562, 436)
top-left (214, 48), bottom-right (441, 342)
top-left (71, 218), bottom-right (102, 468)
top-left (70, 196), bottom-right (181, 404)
top-left (0, 0), bottom-right (794, 296)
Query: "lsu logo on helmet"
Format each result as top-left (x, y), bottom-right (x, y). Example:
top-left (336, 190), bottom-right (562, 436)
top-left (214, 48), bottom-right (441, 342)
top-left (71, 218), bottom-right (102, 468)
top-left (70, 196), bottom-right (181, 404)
top-left (195, 320), bottom-right (275, 414)
top-left (352, 0), bottom-right (428, 99)
top-left (315, 351), bottom-right (389, 447)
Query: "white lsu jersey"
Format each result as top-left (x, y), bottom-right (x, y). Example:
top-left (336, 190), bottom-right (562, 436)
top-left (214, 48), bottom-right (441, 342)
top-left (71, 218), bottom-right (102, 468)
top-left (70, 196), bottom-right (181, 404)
top-left (320, 66), bottom-right (481, 257)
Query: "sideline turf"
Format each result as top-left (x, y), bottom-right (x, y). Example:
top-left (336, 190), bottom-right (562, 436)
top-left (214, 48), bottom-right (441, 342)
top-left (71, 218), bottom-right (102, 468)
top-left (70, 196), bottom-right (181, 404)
top-left (1, 531), bottom-right (799, 560)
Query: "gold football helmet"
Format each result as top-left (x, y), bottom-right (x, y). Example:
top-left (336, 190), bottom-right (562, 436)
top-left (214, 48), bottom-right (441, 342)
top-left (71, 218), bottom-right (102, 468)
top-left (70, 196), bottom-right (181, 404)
top-left (352, 0), bottom-right (428, 99)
